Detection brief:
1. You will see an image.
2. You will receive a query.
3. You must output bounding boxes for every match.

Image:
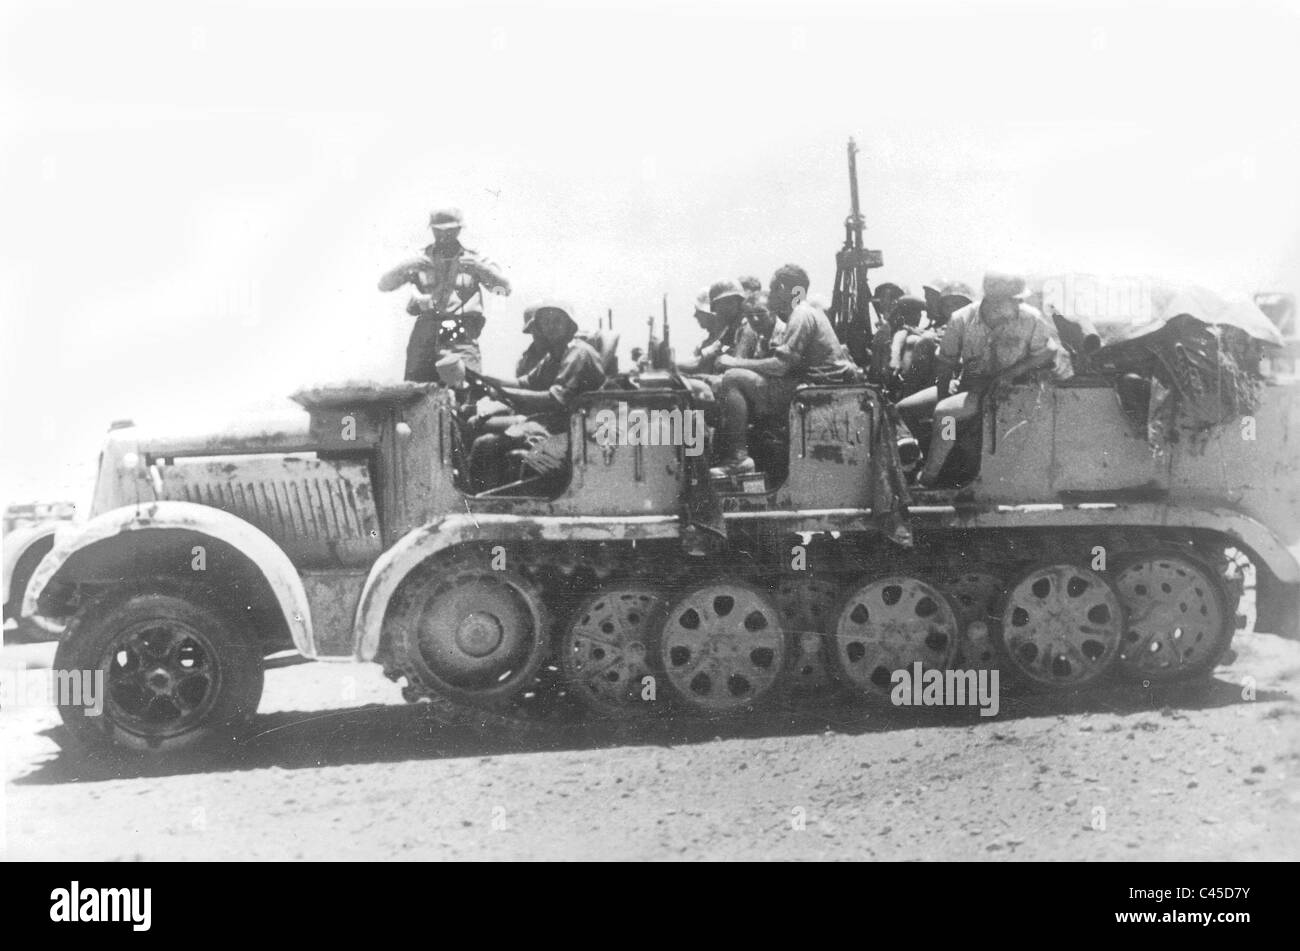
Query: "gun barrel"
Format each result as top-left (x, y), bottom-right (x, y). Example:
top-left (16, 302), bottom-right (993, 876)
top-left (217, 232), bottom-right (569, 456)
top-left (847, 137), bottom-right (864, 248)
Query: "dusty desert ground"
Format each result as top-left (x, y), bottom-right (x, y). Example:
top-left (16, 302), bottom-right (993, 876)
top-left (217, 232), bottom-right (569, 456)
top-left (3, 607), bottom-right (1298, 862)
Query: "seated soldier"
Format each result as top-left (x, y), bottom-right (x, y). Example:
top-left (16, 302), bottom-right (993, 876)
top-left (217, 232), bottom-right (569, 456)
top-left (676, 289), bottom-right (724, 375)
top-left (888, 295), bottom-right (935, 401)
top-left (710, 264), bottom-right (859, 477)
top-left (467, 301), bottom-right (606, 493)
top-left (898, 271), bottom-right (1070, 487)
top-left (737, 293), bottom-right (784, 358)
top-left (678, 279), bottom-right (750, 380)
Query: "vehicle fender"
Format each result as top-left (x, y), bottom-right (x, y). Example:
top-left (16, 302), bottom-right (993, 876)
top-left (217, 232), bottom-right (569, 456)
top-left (22, 501), bottom-right (315, 657)
top-left (3, 522), bottom-right (61, 608)
top-left (353, 513), bottom-right (679, 661)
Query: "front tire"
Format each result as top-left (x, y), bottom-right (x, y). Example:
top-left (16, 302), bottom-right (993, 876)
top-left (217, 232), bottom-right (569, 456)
top-left (53, 588), bottom-right (264, 763)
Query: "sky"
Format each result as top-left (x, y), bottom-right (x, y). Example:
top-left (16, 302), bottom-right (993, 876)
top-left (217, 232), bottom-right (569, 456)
top-left (2, 0), bottom-right (1298, 511)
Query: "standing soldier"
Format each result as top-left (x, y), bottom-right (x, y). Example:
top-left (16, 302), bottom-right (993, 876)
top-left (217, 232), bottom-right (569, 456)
top-left (378, 207), bottom-right (511, 379)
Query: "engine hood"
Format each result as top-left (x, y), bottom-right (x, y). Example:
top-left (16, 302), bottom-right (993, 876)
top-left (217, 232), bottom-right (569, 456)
top-left (132, 410), bottom-right (315, 459)
top-left (87, 381), bottom-right (438, 518)
top-left (89, 409), bottom-right (314, 517)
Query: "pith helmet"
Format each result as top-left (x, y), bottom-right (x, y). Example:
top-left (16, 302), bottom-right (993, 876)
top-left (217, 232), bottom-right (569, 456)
top-left (932, 278), bottom-right (975, 298)
top-left (428, 207), bottom-right (464, 231)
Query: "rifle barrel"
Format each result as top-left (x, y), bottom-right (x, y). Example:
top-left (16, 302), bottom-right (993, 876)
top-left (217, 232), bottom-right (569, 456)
top-left (662, 293), bottom-right (670, 353)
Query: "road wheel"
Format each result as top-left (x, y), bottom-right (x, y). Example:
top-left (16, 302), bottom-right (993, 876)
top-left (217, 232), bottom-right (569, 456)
top-left (652, 579), bottom-right (787, 716)
top-left (560, 586), bottom-right (667, 720)
top-left (995, 563), bottom-right (1123, 690)
top-left (829, 576), bottom-right (959, 700)
top-left (1111, 552), bottom-right (1231, 682)
top-left (53, 587), bottom-right (264, 762)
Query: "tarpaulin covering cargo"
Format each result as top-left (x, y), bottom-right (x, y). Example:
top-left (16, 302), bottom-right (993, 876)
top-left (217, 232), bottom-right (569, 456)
top-left (1026, 273), bottom-right (1284, 349)
top-left (1025, 275), bottom-right (1281, 455)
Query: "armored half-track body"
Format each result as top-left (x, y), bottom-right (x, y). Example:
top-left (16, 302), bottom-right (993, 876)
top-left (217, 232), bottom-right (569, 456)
top-left (22, 350), bottom-right (1300, 757)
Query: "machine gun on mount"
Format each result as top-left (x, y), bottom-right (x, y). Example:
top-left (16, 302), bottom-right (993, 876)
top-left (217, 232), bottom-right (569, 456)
top-left (828, 137), bottom-right (885, 376)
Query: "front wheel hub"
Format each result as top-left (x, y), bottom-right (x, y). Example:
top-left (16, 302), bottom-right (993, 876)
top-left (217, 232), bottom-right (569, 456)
top-left (106, 622), bottom-right (221, 737)
top-left (456, 612), bottom-right (506, 658)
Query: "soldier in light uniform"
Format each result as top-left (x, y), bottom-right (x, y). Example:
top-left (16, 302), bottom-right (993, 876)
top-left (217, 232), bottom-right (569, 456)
top-left (677, 289), bottom-right (723, 375)
top-left (378, 207), bottom-right (510, 379)
top-left (907, 271), bottom-right (1069, 486)
top-left (736, 294), bottom-right (784, 359)
top-left (710, 264), bottom-right (859, 477)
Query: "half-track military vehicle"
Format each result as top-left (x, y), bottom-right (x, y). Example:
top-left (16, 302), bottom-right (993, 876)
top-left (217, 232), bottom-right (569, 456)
top-left (22, 177), bottom-right (1300, 763)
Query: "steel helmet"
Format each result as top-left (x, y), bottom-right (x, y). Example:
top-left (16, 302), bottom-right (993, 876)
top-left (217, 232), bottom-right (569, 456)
top-left (708, 279), bottom-right (746, 307)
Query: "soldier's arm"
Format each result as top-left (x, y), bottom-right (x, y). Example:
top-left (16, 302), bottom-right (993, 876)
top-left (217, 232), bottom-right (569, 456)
top-left (722, 311), bottom-right (808, 376)
top-left (934, 316), bottom-right (964, 395)
top-left (718, 354), bottom-right (790, 376)
top-left (464, 254), bottom-right (512, 296)
top-left (994, 346), bottom-right (1057, 386)
top-left (406, 293), bottom-right (436, 316)
top-left (732, 326), bottom-right (758, 361)
top-left (495, 386), bottom-right (562, 413)
top-left (477, 373), bottom-right (513, 389)
top-left (378, 257), bottom-right (426, 293)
